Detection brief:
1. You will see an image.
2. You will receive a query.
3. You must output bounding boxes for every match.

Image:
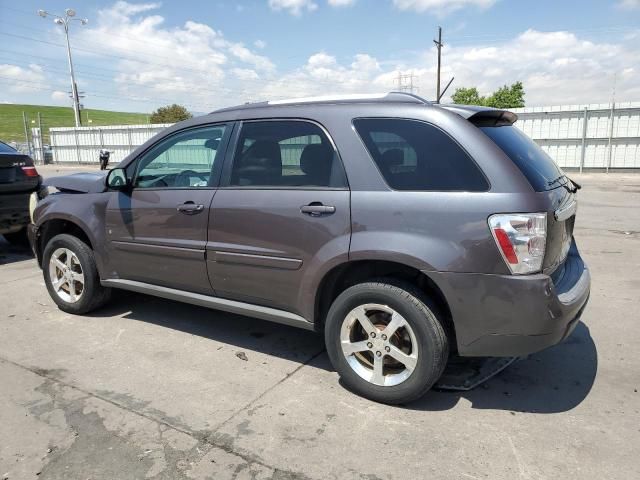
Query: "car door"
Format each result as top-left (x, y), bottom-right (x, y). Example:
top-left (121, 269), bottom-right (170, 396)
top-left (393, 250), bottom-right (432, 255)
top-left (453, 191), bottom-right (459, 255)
top-left (207, 119), bottom-right (351, 316)
top-left (105, 124), bottom-right (230, 294)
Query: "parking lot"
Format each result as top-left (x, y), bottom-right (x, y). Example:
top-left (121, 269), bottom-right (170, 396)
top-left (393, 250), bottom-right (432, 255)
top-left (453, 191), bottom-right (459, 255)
top-left (1, 168), bottom-right (638, 479)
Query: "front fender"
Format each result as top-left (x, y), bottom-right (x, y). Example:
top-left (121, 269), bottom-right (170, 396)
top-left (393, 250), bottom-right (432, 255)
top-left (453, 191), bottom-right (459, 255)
top-left (34, 193), bottom-right (110, 275)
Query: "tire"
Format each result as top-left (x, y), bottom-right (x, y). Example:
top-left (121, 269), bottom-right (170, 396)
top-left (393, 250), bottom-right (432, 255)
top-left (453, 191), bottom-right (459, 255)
top-left (42, 233), bottom-right (111, 314)
top-left (3, 228), bottom-right (29, 246)
top-left (324, 279), bottom-right (449, 404)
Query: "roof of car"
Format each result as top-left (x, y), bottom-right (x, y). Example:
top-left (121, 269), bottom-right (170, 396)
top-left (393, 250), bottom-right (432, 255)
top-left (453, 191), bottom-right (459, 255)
top-left (209, 92), bottom-right (515, 122)
top-left (211, 92), bottom-right (431, 114)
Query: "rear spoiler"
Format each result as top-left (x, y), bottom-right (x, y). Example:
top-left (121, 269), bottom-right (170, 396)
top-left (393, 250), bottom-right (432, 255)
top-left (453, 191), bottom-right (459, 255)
top-left (437, 104), bottom-right (518, 126)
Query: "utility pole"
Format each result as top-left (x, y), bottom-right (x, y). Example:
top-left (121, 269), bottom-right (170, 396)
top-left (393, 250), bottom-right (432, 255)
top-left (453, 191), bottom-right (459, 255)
top-left (38, 8), bottom-right (88, 127)
top-left (434, 26), bottom-right (443, 103)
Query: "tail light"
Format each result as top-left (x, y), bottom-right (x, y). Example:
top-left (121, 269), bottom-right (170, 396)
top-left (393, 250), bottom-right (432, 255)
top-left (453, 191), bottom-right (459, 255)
top-left (21, 166), bottom-right (39, 177)
top-left (488, 213), bottom-right (547, 274)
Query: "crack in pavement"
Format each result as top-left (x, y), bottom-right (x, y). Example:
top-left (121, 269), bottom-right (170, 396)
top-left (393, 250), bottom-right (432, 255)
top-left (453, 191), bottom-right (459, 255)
top-left (211, 348), bottom-right (326, 432)
top-left (0, 352), bottom-right (324, 480)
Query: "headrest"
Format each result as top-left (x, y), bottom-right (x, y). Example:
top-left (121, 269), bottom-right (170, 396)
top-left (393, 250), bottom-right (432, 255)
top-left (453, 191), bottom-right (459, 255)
top-left (241, 140), bottom-right (282, 169)
top-left (300, 144), bottom-right (333, 182)
top-left (204, 138), bottom-right (220, 150)
top-left (381, 148), bottom-right (404, 167)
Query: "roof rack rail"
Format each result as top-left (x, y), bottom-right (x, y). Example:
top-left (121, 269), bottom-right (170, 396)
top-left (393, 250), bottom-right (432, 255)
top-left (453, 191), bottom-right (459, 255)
top-left (268, 92), bottom-right (431, 106)
top-left (210, 91), bottom-right (431, 114)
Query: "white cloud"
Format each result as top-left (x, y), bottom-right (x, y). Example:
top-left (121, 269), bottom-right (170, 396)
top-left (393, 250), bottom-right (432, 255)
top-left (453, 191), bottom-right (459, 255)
top-left (256, 29), bottom-right (640, 107)
top-left (48, 2), bottom-right (639, 112)
top-left (0, 64), bottom-right (46, 93)
top-left (268, 0), bottom-right (318, 15)
top-left (228, 44), bottom-right (275, 72)
top-left (436, 29), bottom-right (640, 105)
top-left (75, 1), bottom-right (277, 110)
top-left (232, 68), bottom-right (260, 80)
top-left (51, 90), bottom-right (69, 102)
top-left (328, 0), bottom-right (357, 6)
top-left (392, 0), bottom-right (497, 16)
top-left (254, 39), bottom-right (267, 49)
top-left (617, 0), bottom-right (640, 9)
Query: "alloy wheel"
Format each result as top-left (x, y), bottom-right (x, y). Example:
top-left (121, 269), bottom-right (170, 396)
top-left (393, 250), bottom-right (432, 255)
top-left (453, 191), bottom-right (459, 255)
top-left (48, 248), bottom-right (85, 303)
top-left (340, 303), bottom-right (419, 387)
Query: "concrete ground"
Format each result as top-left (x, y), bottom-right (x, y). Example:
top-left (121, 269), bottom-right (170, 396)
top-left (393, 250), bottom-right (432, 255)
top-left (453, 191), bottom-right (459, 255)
top-left (0, 171), bottom-right (638, 479)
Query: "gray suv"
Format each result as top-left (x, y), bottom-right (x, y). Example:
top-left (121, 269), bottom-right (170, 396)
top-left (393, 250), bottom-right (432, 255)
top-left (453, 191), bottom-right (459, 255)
top-left (28, 93), bottom-right (590, 404)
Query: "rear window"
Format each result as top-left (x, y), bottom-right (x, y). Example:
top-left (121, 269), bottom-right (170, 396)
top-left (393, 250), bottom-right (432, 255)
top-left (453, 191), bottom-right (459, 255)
top-left (0, 142), bottom-right (17, 153)
top-left (480, 126), bottom-right (564, 192)
top-left (353, 118), bottom-right (488, 191)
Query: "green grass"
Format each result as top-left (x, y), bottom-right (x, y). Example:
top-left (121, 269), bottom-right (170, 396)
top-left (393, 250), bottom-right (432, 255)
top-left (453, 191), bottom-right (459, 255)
top-left (0, 104), bottom-right (149, 144)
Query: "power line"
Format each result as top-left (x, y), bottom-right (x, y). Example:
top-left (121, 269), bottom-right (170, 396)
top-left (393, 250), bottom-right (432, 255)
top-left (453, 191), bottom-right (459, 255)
top-left (395, 72), bottom-right (419, 94)
top-left (0, 32), bottom-right (354, 92)
top-left (0, 57), bottom-right (288, 102)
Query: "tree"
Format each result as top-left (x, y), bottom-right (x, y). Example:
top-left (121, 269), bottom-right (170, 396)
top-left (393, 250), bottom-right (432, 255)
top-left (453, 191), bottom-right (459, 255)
top-left (451, 81), bottom-right (525, 108)
top-left (485, 81), bottom-right (525, 108)
top-left (150, 104), bottom-right (192, 123)
top-left (450, 87), bottom-right (484, 106)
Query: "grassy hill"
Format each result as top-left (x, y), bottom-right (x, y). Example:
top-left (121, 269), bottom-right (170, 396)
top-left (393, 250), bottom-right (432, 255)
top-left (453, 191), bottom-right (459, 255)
top-left (0, 104), bottom-right (149, 143)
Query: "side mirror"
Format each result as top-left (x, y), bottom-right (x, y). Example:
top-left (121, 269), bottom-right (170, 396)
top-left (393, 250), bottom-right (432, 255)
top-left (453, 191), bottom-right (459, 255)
top-left (106, 168), bottom-right (130, 191)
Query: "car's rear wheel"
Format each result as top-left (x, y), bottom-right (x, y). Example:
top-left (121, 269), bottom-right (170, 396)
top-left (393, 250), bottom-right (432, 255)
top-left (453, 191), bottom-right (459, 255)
top-left (325, 280), bottom-right (449, 404)
top-left (43, 233), bottom-right (111, 314)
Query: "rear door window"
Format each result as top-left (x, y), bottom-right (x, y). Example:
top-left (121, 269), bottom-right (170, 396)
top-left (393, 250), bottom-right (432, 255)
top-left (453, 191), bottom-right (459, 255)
top-left (353, 118), bottom-right (488, 191)
top-left (480, 125), bottom-right (565, 191)
top-left (228, 120), bottom-right (347, 188)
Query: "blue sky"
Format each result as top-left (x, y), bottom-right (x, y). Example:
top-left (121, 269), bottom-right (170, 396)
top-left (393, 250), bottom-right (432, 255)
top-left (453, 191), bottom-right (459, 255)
top-left (1, 0), bottom-right (639, 112)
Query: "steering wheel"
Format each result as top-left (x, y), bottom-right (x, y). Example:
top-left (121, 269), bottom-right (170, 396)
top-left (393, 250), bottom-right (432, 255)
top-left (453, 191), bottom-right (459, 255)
top-left (174, 169), bottom-right (206, 187)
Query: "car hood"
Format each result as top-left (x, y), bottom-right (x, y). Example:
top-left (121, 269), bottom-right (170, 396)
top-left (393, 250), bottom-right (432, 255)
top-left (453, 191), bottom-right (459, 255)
top-left (44, 171), bottom-right (108, 193)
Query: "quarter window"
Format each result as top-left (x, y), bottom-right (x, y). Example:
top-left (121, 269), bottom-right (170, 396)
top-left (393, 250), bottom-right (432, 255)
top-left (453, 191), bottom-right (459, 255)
top-left (354, 118), bottom-right (489, 191)
top-left (134, 125), bottom-right (227, 189)
top-left (229, 121), bottom-right (346, 188)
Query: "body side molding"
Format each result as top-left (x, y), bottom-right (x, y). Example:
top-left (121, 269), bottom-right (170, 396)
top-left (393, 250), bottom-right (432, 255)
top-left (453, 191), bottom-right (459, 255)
top-left (101, 279), bottom-right (314, 330)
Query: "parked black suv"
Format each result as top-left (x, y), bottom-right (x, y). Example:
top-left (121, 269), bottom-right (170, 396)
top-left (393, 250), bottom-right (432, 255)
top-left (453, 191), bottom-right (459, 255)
top-left (0, 141), bottom-right (41, 245)
top-left (28, 93), bottom-right (590, 404)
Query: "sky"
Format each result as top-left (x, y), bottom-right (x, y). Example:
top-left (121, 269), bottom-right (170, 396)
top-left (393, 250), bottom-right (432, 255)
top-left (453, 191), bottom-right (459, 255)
top-left (1, 0), bottom-right (639, 113)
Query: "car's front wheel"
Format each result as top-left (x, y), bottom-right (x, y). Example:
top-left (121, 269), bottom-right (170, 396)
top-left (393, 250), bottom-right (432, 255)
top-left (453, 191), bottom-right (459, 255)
top-left (325, 280), bottom-right (449, 404)
top-left (42, 233), bottom-right (111, 314)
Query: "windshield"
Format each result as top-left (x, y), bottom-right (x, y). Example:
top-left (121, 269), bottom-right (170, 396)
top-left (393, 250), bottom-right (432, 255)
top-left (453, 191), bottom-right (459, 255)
top-left (480, 125), bottom-right (565, 192)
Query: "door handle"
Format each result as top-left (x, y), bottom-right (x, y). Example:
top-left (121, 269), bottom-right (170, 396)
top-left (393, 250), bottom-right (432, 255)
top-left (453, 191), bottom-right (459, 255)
top-left (177, 202), bottom-right (204, 215)
top-left (300, 203), bottom-right (336, 216)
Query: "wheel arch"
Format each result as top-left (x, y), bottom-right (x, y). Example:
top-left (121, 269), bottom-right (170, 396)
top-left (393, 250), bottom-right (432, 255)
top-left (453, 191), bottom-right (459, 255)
top-left (313, 259), bottom-right (456, 350)
top-left (36, 217), bottom-right (94, 267)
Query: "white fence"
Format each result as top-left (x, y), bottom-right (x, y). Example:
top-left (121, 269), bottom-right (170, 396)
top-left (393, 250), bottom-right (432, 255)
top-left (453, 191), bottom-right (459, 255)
top-left (49, 124), bottom-right (171, 164)
top-left (512, 102), bottom-right (640, 171)
top-left (47, 102), bottom-right (640, 170)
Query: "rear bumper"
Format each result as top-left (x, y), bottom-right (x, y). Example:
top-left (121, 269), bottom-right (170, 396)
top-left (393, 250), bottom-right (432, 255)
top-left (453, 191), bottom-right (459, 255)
top-left (0, 192), bottom-right (30, 234)
top-left (427, 243), bottom-right (590, 357)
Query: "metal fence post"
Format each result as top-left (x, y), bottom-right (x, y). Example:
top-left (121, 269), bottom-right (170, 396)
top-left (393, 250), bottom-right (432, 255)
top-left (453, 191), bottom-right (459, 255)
top-left (127, 126), bottom-right (133, 155)
top-left (580, 107), bottom-right (588, 173)
top-left (74, 127), bottom-right (81, 164)
top-left (37, 112), bottom-right (44, 165)
top-left (22, 111), bottom-right (31, 155)
top-left (606, 102), bottom-right (615, 173)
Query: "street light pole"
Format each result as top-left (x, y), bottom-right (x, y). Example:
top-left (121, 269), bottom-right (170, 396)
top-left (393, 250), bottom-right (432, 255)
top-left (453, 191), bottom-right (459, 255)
top-left (62, 19), bottom-right (81, 127)
top-left (38, 8), bottom-right (88, 127)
